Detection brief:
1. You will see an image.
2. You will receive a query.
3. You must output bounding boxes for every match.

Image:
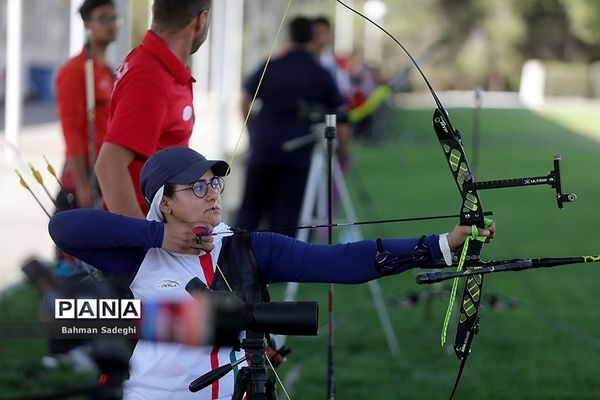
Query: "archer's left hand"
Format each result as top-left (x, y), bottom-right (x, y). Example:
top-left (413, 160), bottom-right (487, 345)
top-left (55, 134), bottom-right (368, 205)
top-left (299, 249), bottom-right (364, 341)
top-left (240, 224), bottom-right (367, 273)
top-left (447, 222), bottom-right (496, 251)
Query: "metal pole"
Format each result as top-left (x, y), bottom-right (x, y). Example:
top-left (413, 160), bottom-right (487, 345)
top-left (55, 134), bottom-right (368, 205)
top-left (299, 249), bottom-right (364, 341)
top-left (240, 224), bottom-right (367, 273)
top-left (244, 0), bottom-right (262, 77)
top-left (5, 0), bottom-right (23, 149)
top-left (147, 0), bottom-right (153, 29)
top-left (221, 0), bottom-right (244, 157)
top-left (472, 86), bottom-right (482, 177)
top-left (325, 114), bottom-right (337, 400)
top-left (84, 31), bottom-right (99, 205)
top-left (69, 0), bottom-right (85, 57)
top-left (108, 0), bottom-right (132, 67)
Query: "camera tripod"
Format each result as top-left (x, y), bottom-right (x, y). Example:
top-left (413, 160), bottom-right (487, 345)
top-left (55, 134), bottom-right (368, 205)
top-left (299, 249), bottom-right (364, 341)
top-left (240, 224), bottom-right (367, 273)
top-left (189, 331), bottom-right (276, 400)
top-left (279, 122), bottom-right (401, 355)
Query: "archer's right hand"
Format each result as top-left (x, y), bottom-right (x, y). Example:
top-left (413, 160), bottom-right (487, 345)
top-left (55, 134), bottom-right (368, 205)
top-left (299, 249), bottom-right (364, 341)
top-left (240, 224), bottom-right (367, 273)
top-left (162, 223), bottom-right (214, 255)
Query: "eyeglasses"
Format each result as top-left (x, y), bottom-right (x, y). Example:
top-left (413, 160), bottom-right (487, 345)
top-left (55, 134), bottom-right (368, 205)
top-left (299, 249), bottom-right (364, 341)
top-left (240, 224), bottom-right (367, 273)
top-left (91, 15), bottom-right (119, 25)
top-left (174, 176), bottom-right (225, 199)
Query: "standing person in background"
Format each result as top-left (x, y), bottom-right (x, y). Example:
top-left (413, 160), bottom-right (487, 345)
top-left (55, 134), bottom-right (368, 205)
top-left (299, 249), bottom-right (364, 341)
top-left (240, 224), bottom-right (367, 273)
top-left (311, 16), bottom-right (352, 101)
top-left (47, 0), bottom-right (118, 371)
top-left (95, 0), bottom-right (212, 218)
top-left (236, 16), bottom-right (348, 237)
top-left (55, 0), bottom-right (117, 210)
top-left (346, 48), bottom-right (378, 110)
top-left (346, 48), bottom-right (381, 140)
top-left (311, 16), bottom-right (354, 180)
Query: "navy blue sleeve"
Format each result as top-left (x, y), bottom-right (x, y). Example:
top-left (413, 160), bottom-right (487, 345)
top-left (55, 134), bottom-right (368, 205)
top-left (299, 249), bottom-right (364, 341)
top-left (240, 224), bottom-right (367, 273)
top-left (249, 232), bottom-right (442, 284)
top-left (48, 209), bottom-right (164, 282)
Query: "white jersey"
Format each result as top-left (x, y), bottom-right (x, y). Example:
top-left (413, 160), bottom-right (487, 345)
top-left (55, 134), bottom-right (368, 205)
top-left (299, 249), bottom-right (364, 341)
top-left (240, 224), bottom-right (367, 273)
top-left (124, 223), bottom-right (247, 400)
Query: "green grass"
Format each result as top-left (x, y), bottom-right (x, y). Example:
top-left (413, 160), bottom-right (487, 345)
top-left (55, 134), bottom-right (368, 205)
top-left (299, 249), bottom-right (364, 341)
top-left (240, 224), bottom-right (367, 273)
top-left (2, 106), bottom-right (600, 399)
top-left (271, 107), bottom-right (600, 399)
top-left (0, 286), bottom-right (96, 399)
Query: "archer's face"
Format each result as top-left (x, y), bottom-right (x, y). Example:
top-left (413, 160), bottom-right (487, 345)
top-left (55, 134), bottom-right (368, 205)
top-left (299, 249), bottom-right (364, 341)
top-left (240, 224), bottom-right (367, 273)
top-left (162, 169), bottom-right (223, 228)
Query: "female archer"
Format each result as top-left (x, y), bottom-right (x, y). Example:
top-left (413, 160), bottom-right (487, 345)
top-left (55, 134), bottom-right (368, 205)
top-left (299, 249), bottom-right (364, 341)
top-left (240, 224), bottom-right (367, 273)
top-left (49, 146), bottom-right (495, 400)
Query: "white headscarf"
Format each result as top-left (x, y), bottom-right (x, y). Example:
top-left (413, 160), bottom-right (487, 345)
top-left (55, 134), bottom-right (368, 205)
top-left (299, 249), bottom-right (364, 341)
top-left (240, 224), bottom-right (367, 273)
top-left (146, 185), bottom-right (166, 222)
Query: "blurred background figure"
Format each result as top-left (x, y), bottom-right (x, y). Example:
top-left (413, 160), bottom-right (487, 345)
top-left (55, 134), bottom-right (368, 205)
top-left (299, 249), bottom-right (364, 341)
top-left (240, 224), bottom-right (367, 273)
top-left (346, 47), bottom-right (381, 140)
top-left (45, 0), bottom-right (119, 372)
top-left (311, 15), bottom-right (354, 173)
top-left (311, 15), bottom-right (352, 102)
top-left (347, 48), bottom-right (378, 111)
top-left (236, 16), bottom-right (347, 237)
top-left (55, 0), bottom-right (117, 211)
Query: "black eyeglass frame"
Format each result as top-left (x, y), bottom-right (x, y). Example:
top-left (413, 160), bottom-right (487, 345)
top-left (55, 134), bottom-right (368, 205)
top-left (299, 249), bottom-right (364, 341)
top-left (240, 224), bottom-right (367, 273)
top-left (173, 176), bottom-right (225, 199)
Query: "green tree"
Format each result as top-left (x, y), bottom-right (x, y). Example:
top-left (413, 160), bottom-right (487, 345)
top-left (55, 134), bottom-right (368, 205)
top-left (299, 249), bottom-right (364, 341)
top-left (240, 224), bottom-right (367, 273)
top-left (561, 0), bottom-right (600, 45)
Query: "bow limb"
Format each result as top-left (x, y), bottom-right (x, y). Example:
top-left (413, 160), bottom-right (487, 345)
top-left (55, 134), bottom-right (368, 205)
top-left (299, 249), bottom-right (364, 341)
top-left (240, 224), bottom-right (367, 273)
top-left (335, 0), bottom-right (488, 361)
top-left (433, 108), bottom-right (487, 400)
top-left (432, 108), bottom-right (486, 358)
top-left (334, 1), bottom-right (488, 397)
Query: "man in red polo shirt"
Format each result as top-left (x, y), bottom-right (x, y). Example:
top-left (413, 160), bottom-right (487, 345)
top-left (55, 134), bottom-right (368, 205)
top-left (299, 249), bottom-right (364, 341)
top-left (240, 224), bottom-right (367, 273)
top-left (95, 0), bottom-right (212, 218)
top-left (55, 0), bottom-right (117, 209)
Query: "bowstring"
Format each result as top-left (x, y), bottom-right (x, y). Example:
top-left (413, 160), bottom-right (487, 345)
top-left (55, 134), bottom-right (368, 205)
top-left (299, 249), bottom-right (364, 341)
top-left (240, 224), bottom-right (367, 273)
top-left (208, 0), bottom-right (292, 286)
top-left (206, 3), bottom-right (294, 399)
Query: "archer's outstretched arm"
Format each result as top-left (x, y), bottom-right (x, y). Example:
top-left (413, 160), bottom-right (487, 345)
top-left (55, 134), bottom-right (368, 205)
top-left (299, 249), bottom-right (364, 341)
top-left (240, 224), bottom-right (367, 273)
top-left (251, 232), bottom-right (443, 284)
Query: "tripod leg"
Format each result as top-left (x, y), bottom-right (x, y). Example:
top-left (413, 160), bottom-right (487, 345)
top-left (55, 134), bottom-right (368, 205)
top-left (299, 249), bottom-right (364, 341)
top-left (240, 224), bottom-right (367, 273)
top-left (296, 145), bottom-right (325, 242)
top-left (280, 145), bottom-right (326, 347)
top-left (266, 374), bottom-right (277, 400)
top-left (231, 368), bottom-right (250, 400)
top-left (331, 156), bottom-right (401, 355)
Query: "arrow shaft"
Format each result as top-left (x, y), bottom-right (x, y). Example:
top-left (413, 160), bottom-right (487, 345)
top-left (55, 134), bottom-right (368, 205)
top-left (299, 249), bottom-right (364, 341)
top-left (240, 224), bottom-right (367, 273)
top-left (40, 183), bottom-right (58, 207)
top-left (212, 211), bottom-right (494, 236)
top-left (25, 186), bottom-right (51, 218)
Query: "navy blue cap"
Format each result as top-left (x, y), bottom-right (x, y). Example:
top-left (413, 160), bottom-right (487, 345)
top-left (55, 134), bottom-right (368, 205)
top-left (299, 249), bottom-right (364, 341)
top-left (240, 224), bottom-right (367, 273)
top-left (140, 147), bottom-right (230, 203)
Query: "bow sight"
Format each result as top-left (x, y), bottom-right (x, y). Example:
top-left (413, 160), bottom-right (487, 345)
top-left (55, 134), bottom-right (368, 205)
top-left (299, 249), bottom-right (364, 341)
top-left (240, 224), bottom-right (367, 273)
top-left (433, 109), bottom-right (576, 214)
top-left (469, 154), bottom-right (577, 209)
